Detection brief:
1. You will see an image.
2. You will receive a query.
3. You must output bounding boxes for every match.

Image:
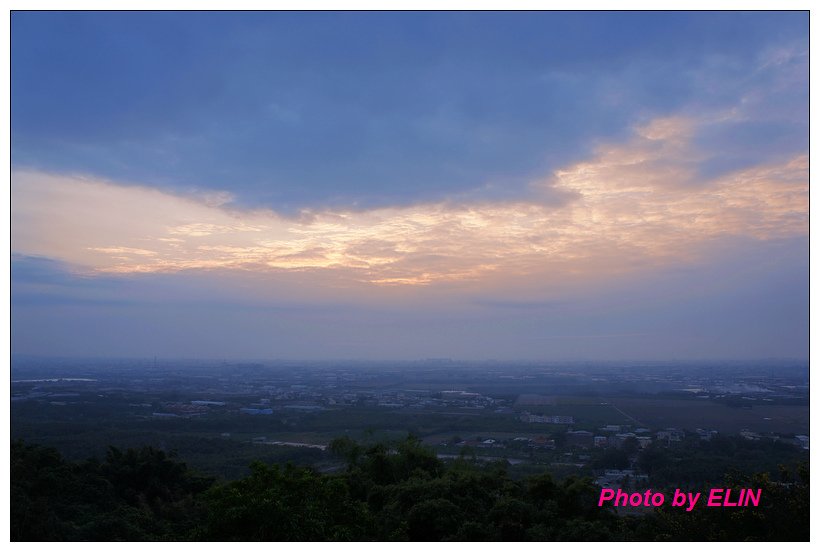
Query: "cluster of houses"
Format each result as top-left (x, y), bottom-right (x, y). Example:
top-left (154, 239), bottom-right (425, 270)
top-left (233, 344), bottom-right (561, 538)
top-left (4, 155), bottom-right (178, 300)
top-left (516, 412), bottom-right (725, 451)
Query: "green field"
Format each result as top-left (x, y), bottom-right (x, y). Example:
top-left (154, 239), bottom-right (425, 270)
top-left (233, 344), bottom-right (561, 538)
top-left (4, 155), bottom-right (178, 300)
top-left (608, 397), bottom-right (809, 433)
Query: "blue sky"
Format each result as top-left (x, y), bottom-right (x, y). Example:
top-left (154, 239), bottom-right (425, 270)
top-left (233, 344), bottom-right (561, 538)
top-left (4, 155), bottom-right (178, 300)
top-left (10, 11), bottom-right (809, 360)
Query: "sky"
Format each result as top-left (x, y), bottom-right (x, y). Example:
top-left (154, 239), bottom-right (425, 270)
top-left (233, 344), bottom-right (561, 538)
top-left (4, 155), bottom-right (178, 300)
top-left (10, 11), bottom-right (809, 361)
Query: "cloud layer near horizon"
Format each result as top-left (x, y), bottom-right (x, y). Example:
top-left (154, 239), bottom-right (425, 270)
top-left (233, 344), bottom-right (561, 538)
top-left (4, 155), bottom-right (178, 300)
top-left (12, 115), bottom-right (808, 293)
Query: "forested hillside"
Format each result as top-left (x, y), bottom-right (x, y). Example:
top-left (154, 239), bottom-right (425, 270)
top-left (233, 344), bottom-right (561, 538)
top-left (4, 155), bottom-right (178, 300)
top-left (11, 438), bottom-right (809, 541)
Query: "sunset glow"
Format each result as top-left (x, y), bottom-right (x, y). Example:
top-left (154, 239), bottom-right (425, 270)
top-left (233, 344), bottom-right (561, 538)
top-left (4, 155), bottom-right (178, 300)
top-left (11, 12), bottom-right (808, 359)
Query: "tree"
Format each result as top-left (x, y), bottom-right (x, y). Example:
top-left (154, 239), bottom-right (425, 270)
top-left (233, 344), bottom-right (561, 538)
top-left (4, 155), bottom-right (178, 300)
top-left (201, 462), bottom-right (371, 541)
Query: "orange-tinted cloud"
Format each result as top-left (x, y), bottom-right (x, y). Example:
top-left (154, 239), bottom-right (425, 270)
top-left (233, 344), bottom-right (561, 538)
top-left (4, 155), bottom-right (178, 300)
top-left (11, 116), bottom-right (808, 290)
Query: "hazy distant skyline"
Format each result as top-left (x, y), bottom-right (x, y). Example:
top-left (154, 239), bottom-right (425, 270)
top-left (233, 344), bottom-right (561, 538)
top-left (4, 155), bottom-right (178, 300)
top-left (11, 12), bottom-right (808, 360)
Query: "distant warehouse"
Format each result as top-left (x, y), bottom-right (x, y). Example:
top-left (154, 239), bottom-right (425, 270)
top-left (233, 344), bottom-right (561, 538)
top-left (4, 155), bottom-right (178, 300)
top-left (520, 412), bottom-right (574, 424)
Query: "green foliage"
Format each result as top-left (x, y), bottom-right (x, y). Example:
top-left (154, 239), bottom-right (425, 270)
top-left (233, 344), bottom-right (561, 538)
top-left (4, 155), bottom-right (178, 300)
top-left (199, 462), bottom-right (371, 540)
top-left (11, 437), bottom-right (810, 541)
top-left (635, 462), bottom-right (809, 541)
top-left (636, 435), bottom-right (807, 486)
top-left (11, 440), bottom-right (212, 541)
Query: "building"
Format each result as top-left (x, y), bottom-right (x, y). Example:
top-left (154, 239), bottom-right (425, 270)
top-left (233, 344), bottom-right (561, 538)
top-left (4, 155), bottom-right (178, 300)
top-left (520, 412), bottom-right (575, 424)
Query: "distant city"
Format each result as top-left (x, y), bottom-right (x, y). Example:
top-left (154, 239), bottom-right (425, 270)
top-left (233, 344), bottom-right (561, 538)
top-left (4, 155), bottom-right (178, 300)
top-left (11, 357), bottom-right (809, 484)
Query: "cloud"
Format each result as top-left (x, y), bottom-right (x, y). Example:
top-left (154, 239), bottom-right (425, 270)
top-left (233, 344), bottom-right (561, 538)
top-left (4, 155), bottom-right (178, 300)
top-left (11, 115), bottom-right (807, 293)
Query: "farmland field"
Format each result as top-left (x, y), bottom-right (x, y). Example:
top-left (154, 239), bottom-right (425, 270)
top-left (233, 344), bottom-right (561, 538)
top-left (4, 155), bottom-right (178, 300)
top-left (608, 397), bottom-right (809, 434)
